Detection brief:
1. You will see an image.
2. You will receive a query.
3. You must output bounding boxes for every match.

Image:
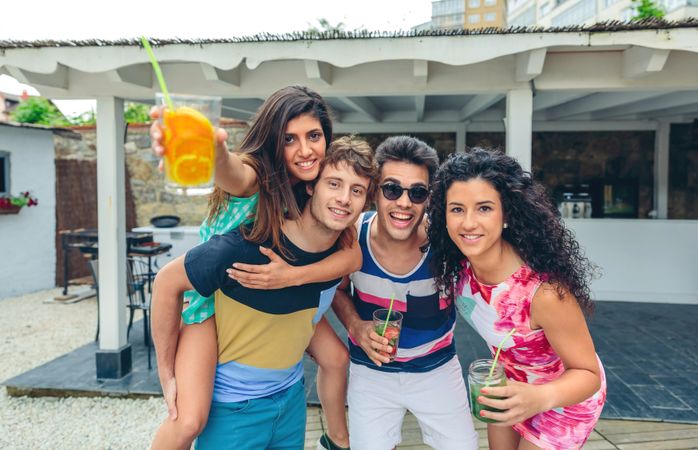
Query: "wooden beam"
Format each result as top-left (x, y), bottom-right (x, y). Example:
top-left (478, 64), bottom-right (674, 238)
top-left (5, 64), bottom-right (69, 91)
top-left (106, 64), bottom-right (152, 88)
top-left (515, 48), bottom-right (547, 82)
top-left (622, 47), bottom-right (670, 79)
top-left (459, 94), bottom-right (503, 120)
top-left (413, 60), bottom-right (428, 85)
top-left (626, 102), bottom-right (698, 120)
top-left (304, 60), bottom-right (332, 86)
top-left (221, 103), bottom-right (257, 116)
top-left (532, 91), bottom-right (589, 111)
top-left (200, 63), bottom-right (240, 87)
top-left (544, 91), bottom-right (664, 120)
top-left (591, 91), bottom-right (698, 119)
top-left (339, 96), bottom-right (380, 122)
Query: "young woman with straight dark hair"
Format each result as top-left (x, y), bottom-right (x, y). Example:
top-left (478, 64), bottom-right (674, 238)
top-left (150, 86), bottom-right (356, 450)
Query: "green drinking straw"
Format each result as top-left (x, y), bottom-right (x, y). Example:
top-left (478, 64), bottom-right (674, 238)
top-left (487, 327), bottom-right (516, 382)
top-left (140, 36), bottom-right (174, 112)
top-left (380, 296), bottom-right (395, 337)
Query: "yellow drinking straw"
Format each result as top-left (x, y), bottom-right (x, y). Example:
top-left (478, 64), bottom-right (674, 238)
top-left (380, 295), bottom-right (395, 337)
top-left (140, 36), bottom-right (174, 112)
top-left (487, 327), bottom-right (516, 382)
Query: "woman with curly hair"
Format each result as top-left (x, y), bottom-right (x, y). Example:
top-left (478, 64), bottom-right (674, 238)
top-left (426, 149), bottom-right (606, 450)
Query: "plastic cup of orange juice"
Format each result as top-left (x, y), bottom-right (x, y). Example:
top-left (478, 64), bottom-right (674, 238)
top-left (156, 93), bottom-right (222, 196)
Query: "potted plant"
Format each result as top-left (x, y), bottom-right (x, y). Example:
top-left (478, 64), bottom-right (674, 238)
top-left (0, 191), bottom-right (39, 215)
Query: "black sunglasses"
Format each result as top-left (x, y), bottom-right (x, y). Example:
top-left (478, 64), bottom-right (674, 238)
top-left (380, 183), bottom-right (429, 204)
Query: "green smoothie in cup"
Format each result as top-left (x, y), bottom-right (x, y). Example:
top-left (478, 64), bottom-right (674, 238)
top-left (468, 358), bottom-right (508, 423)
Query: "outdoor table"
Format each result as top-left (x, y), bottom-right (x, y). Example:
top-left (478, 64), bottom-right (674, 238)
top-left (128, 242), bottom-right (174, 292)
top-left (59, 228), bottom-right (155, 296)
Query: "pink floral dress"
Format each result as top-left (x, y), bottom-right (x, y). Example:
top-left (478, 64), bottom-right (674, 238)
top-left (455, 262), bottom-right (606, 450)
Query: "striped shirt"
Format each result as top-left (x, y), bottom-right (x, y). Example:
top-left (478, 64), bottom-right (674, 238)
top-left (348, 211), bottom-right (456, 373)
top-left (185, 228), bottom-right (340, 402)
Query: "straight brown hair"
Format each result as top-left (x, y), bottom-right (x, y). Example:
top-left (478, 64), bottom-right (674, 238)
top-left (206, 85), bottom-right (332, 256)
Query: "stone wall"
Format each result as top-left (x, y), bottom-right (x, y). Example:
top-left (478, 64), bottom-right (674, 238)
top-left (55, 120), bottom-right (249, 227)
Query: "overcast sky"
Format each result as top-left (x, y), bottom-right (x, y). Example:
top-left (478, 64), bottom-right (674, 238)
top-left (1, 0), bottom-right (432, 40)
top-left (1, 0), bottom-right (433, 115)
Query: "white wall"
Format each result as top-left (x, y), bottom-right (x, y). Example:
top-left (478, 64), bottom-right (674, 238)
top-left (566, 219), bottom-right (698, 304)
top-left (0, 125), bottom-right (56, 298)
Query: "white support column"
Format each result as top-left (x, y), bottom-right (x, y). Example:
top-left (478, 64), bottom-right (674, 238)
top-left (95, 96), bottom-right (131, 378)
top-left (505, 89), bottom-right (533, 172)
top-left (456, 122), bottom-right (467, 154)
top-left (654, 121), bottom-right (670, 219)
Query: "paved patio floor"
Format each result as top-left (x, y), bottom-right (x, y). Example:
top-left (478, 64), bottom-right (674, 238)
top-left (304, 406), bottom-right (698, 449)
top-left (5, 301), bottom-right (698, 425)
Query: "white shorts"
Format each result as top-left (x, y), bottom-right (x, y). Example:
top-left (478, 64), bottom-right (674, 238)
top-left (347, 356), bottom-right (479, 450)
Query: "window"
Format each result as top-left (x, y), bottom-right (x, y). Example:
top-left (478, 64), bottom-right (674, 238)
top-left (468, 14), bottom-right (481, 23)
top-left (469, 0), bottom-right (481, 7)
top-left (551, 0), bottom-right (597, 25)
top-left (485, 0), bottom-right (497, 5)
top-left (540, 2), bottom-right (552, 15)
top-left (508, 0), bottom-right (534, 12)
top-left (484, 12), bottom-right (497, 20)
top-left (509, 5), bottom-right (536, 25)
top-left (0, 151), bottom-right (9, 196)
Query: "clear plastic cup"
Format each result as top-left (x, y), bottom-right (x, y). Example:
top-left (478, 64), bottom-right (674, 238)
top-left (372, 309), bottom-right (403, 362)
top-left (468, 358), bottom-right (508, 423)
top-left (156, 93), bottom-right (222, 196)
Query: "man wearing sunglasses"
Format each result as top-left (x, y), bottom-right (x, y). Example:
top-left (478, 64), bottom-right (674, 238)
top-left (332, 136), bottom-right (478, 450)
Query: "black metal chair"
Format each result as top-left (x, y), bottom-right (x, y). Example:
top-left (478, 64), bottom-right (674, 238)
top-left (88, 258), bottom-right (153, 369)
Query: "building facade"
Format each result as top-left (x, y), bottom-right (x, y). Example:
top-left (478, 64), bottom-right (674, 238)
top-left (509, 0), bottom-right (698, 27)
top-left (428, 0), bottom-right (508, 29)
top-left (424, 0), bottom-right (698, 30)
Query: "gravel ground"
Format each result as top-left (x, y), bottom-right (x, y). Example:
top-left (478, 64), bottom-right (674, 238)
top-left (0, 287), bottom-right (165, 449)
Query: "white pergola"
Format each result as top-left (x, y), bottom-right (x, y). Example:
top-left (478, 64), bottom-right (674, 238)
top-left (2, 22), bottom-right (697, 377)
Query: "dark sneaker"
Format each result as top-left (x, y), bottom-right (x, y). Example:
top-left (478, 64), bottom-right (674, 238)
top-left (316, 432), bottom-right (350, 450)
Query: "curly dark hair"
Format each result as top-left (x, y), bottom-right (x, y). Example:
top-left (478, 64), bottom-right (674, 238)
top-left (426, 148), bottom-right (597, 314)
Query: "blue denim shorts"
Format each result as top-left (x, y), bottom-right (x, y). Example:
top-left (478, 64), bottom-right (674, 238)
top-left (196, 379), bottom-right (306, 450)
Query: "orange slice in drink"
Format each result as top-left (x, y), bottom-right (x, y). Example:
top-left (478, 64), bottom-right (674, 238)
top-left (163, 106), bottom-right (216, 187)
top-left (172, 154), bottom-right (213, 186)
top-left (165, 107), bottom-right (214, 139)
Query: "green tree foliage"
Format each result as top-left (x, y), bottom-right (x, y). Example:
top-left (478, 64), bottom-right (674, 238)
top-left (10, 97), bottom-right (70, 126)
top-left (71, 110), bottom-right (96, 125)
top-left (123, 102), bottom-right (151, 124)
top-left (631, 0), bottom-right (665, 19)
top-left (11, 98), bottom-right (151, 126)
top-left (306, 18), bottom-right (347, 36)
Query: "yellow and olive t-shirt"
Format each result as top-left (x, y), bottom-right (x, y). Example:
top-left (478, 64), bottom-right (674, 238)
top-left (184, 228), bottom-right (340, 403)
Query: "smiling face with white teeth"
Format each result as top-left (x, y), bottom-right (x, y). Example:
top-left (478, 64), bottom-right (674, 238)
top-left (306, 161), bottom-right (370, 233)
top-left (375, 160), bottom-right (429, 243)
top-left (282, 113), bottom-right (327, 183)
top-left (445, 178), bottom-right (506, 263)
